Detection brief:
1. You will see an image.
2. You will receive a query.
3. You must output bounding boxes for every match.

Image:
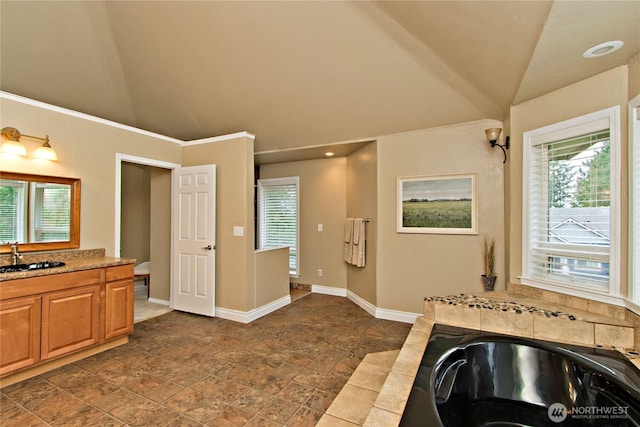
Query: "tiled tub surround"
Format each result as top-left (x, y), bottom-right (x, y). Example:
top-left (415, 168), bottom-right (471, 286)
top-left (320, 290), bottom-right (640, 427)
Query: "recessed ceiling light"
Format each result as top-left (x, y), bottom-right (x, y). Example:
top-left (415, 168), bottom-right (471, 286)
top-left (583, 40), bottom-right (624, 58)
top-left (325, 152), bottom-right (334, 157)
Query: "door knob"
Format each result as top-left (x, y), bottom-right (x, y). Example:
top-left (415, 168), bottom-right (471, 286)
top-left (202, 244), bottom-right (214, 250)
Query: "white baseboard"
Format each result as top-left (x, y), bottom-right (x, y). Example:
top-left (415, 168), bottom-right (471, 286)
top-left (148, 297), bottom-right (170, 306)
top-left (312, 285), bottom-right (347, 297)
top-left (215, 295), bottom-right (291, 324)
top-left (206, 287), bottom-right (419, 325)
top-left (346, 290), bottom-right (376, 316)
top-left (375, 307), bottom-right (421, 324)
top-left (347, 290), bottom-right (420, 324)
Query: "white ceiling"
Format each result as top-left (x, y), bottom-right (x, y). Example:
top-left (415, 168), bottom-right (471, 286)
top-left (1, 1), bottom-right (638, 161)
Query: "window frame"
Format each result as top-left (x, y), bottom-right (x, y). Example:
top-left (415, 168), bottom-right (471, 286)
top-left (522, 106), bottom-right (621, 303)
top-left (257, 176), bottom-right (300, 276)
top-left (630, 96), bottom-right (640, 305)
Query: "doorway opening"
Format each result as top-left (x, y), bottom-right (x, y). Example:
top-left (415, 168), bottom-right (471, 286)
top-left (115, 154), bottom-right (179, 322)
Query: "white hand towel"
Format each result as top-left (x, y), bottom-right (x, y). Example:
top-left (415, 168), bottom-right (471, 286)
top-left (352, 218), bottom-right (361, 245)
top-left (351, 218), bottom-right (366, 267)
top-left (344, 218), bottom-right (353, 243)
top-left (344, 218), bottom-right (354, 262)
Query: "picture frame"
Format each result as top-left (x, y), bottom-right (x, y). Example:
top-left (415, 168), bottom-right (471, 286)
top-left (397, 173), bottom-right (477, 234)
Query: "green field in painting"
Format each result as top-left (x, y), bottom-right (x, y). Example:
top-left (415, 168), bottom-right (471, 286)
top-left (402, 200), bottom-right (472, 229)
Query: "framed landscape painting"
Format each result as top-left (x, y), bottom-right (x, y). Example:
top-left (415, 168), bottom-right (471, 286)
top-left (397, 173), bottom-right (477, 234)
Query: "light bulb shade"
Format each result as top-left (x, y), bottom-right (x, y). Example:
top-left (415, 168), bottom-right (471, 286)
top-left (0, 139), bottom-right (27, 156)
top-left (485, 128), bottom-right (502, 143)
top-left (35, 142), bottom-right (58, 160)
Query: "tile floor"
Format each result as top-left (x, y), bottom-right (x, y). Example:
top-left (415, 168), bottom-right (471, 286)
top-left (134, 280), bottom-right (173, 323)
top-left (1, 294), bottom-right (411, 426)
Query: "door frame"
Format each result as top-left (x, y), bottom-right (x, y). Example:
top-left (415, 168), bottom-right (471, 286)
top-left (114, 154), bottom-right (181, 302)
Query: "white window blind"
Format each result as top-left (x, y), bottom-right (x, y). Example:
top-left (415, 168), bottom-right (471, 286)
top-left (523, 106), bottom-right (620, 297)
top-left (32, 182), bottom-right (71, 242)
top-left (0, 179), bottom-right (26, 242)
top-left (257, 177), bottom-right (299, 274)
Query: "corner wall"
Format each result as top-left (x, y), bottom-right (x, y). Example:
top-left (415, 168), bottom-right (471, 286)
top-left (120, 162), bottom-right (151, 263)
top-left (376, 119), bottom-right (506, 314)
top-left (182, 137), bottom-right (256, 312)
top-left (260, 157), bottom-right (348, 290)
top-left (346, 142), bottom-right (378, 305)
top-left (0, 94), bottom-right (182, 255)
top-left (150, 168), bottom-right (172, 302)
top-left (508, 66), bottom-right (629, 295)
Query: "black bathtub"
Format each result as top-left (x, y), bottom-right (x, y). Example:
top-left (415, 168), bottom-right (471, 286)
top-left (400, 324), bottom-right (640, 427)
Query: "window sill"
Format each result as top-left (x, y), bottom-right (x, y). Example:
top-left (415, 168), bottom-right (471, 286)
top-left (519, 276), bottom-right (625, 307)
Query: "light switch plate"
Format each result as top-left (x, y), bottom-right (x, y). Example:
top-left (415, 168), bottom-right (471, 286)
top-left (233, 226), bottom-right (244, 237)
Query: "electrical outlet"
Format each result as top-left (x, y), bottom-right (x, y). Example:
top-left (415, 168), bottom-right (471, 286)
top-left (317, 224), bottom-right (323, 232)
top-left (317, 269), bottom-right (323, 277)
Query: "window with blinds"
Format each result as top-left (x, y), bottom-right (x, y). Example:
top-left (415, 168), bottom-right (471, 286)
top-left (32, 182), bottom-right (71, 242)
top-left (0, 179), bottom-right (26, 242)
top-left (257, 177), bottom-right (299, 275)
top-left (523, 106), bottom-right (620, 296)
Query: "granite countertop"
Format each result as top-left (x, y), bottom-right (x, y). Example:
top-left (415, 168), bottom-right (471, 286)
top-left (0, 248), bottom-right (135, 281)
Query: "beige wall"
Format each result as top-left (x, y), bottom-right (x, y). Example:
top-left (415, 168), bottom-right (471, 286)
top-left (376, 119), bottom-right (506, 314)
top-left (121, 162), bottom-right (151, 263)
top-left (182, 137), bottom-right (256, 311)
top-left (260, 157), bottom-right (348, 289)
top-left (255, 247), bottom-right (290, 307)
top-left (629, 53), bottom-right (640, 99)
top-left (150, 168), bottom-right (172, 302)
top-left (508, 66), bottom-right (630, 295)
top-left (346, 142), bottom-right (378, 305)
top-left (0, 96), bottom-right (182, 256)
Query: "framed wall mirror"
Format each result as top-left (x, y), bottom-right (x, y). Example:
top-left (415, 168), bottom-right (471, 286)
top-left (0, 172), bottom-right (80, 254)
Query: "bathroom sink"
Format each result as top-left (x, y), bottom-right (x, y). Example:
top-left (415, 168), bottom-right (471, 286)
top-left (0, 261), bottom-right (65, 274)
top-left (400, 324), bottom-right (640, 427)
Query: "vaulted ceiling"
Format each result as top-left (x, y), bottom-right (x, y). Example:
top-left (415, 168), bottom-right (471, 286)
top-left (1, 1), bottom-right (638, 155)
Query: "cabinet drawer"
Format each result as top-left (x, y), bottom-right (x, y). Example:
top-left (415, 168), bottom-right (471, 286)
top-left (1, 269), bottom-right (102, 301)
top-left (106, 264), bottom-right (134, 282)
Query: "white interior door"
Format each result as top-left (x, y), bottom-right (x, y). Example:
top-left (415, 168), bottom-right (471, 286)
top-left (172, 165), bottom-right (216, 316)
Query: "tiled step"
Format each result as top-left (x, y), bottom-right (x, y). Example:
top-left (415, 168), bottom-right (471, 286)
top-left (317, 350), bottom-right (400, 426)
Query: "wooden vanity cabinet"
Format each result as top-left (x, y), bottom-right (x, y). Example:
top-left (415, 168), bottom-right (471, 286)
top-left (0, 296), bottom-right (41, 376)
top-left (0, 263), bottom-right (134, 378)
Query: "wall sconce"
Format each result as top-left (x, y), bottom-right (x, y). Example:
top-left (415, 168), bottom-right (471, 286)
top-left (485, 128), bottom-right (510, 163)
top-left (1, 127), bottom-right (57, 160)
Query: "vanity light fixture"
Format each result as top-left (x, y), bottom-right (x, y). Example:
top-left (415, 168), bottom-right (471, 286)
top-left (0, 127), bottom-right (27, 156)
top-left (485, 128), bottom-right (510, 163)
top-left (34, 137), bottom-right (58, 161)
top-left (0, 127), bottom-right (57, 160)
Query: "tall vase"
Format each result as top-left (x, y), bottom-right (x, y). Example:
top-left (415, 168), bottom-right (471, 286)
top-left (481, 275), bottom-right (497, 291)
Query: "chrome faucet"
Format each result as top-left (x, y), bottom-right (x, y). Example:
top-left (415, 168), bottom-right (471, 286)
top-left (10, 242), bottom-right (22, 265)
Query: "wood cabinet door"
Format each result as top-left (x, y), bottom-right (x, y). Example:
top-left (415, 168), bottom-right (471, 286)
top-left (41, 285), bottom-right (100, 361)
top-left (105, 279), bottom-right (134, 340)
top-left (0, 296), bottom-right (41, 376)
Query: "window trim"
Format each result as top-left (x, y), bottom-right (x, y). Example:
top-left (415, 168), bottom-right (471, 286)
top-left (630, 95), bottom-right (640, 305)
top-left (522, 106), bottom-right (621, 303)
top-left (257, 176), bottom-right (300, 276)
